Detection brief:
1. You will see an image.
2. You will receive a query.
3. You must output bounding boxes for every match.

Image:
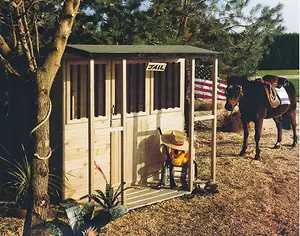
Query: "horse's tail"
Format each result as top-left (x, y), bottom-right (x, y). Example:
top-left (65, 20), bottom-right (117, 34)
top-left (284, 79), bottom-right (297, 107)
top-left (282, 79), bottom-right (297, 130)
top-left (282, 114), bottom-right (291, 130)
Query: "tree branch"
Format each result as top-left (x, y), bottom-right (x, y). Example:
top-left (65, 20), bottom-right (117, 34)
top-left (0, 35), bottom-right (11, 56)
top-left (9, 4), bottom-right (18, 49)
top-left (21, 1), bottom-right (37, 69)
top-left (0, 53), bottom-right (20, 76)
top-left (12, 1), bottom-right (36, 72)
top-left (40, 0), bottom-right (81, 84)
top-left (33, 3), bottom-right (40, 60)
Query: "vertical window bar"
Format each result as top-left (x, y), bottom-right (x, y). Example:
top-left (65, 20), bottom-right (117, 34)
top-left (86, 65), bottom-right (89, 118)
top-left (130, 64), bottom-right (137, 113)
top-left (80, 64), bottom-right (87, 118)
top-left (136, 64), bottom-right (140, 112)
top-left (70, 65), bottom-right (73, 120)
top-left (172, 62), bottom-right (176, 108)
top-left (141, 63), bottom-right (146, 112)
top-left (77, 65), bottom-right (81, 119)
top-left (176, 63), bottom-right (181, 107)
top-left (165, 65), bottom-right (168, 109)
top-left (158, 72), bottom-right (162, 110)
top-left (127, 64), bottom-right (132, 113)
top-left (167, 63), bottom-right (173, 109)
top-left (154, 71), bottom-right (157, 110)
top-left (94, 64), bottom-right (99, 117)
top-left (102, 64), bottom-right (106, 116)
top-left (115, 64), bottom-right (122, 115)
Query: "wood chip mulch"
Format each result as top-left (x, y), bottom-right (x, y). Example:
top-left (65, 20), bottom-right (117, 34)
top-left (0, 115), bottom-right (298, 236)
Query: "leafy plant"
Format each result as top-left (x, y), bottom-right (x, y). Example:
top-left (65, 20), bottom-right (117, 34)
top-left (0, 144), bottom-right (31, 208)
top-left (31, 198), bottom-right (109, 236)
top-left (0, 144), bottom-right (61, 208)
top-left (80, 161), bottom-right (137, 212)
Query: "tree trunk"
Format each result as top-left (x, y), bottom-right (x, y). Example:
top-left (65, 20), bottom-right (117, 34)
top-left (22, 1), bottom-right (81, 234)
top-left (1, 1), bottom-right (80, 234)
top-left (31, 75), bottom-right (51, 227)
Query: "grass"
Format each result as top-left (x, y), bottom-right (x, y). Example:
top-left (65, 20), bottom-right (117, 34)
top-left (289, 78), bottom-right (299, 97)
top-left (255, 70), bottom-right (299, 97)
top-left (256, 69), bottom-right (299, 76)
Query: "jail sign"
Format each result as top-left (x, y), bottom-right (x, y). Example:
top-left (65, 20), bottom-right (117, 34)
top-left (146, 62), bottom-right (167, 71)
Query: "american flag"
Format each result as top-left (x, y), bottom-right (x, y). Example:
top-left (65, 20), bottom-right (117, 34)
top-left (195, 65), bottom-right (227, 101)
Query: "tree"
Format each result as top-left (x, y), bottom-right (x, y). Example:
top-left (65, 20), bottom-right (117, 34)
top-left (215, 2), bottom-right (285, 77)
top-left (259, 33), bottom-right (299, 70)
top-left (143, 0), bottom-right (284, 77)
top-left (66, 0), bottom-right (146, 44)
top-left (0, 0), bottom-right (81, 234)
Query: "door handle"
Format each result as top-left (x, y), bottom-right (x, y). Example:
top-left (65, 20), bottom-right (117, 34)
top-left (112, 105), bottom-right (116, 115)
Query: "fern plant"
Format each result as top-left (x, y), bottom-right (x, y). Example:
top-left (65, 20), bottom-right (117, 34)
top-left (80, 161), bottom-right (138, 219)
top-left (31, 198), bottom-right (109, 236)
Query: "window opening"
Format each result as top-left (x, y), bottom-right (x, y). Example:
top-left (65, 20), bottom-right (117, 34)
top-left (94, 64), bottom-right (106, 117)
top-left (68, 63), bottom-right (107, 121)
top-left (154, 62), bottom-right (180, 110)
top-left (115, 63), bottom-right (146, 115)
top-left (70, 64), bottom-right (88, 120)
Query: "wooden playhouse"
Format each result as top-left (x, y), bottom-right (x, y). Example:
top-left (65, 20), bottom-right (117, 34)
top-left (50, 45), bottom-right (218, 210)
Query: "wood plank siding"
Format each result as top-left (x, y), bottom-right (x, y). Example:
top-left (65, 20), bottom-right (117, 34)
top-left (51, 45), bottom-right (218, 209)
top-left (61, 59), bottom-right (186, 200)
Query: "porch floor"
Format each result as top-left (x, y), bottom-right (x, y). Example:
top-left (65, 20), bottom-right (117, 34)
top-left (125, 183), bottom-right (189, 211)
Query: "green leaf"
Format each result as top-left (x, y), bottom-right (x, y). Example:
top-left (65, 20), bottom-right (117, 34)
top-left (108, 205), bottom-right (127, 220)
top-left (60, 199), bottom-right (84, 232)
top-left (31, 220), bottom-right (73, 236)
top-left (88, 193), bottom-right (107, 209)
top-left (95, 189), bottom-right (112, 209)
top-left (81, 202), bottom-right (94, 221)
top-left (225, 3), bottom-right (231, 11)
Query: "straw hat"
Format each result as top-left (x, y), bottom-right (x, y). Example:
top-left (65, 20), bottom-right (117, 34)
top-left (160, 130), bottom-right (189, 151)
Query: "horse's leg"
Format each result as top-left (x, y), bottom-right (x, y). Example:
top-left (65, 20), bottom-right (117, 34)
top-left (273, 117), bottom-right (282, 149)
top-left (289, 110), bottom-right (298, 147)
top-left (254, 119), bottom-right (264, 160)
top-left (239, 119), bottom-right (250, 156)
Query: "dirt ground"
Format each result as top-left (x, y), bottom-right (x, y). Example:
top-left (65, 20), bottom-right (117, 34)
top-left (100, 115), bottom-right (299, 236)
top-left (0, 109), bottom-right (299, 235)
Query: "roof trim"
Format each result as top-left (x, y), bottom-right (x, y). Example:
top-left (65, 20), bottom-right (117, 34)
top-left (65, 45), bottom-right (218, 59)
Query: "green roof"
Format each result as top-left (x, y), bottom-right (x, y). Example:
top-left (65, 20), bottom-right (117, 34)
top-left (65, 45), bottom-right (218, 59)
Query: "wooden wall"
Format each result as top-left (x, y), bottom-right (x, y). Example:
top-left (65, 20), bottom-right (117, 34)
top-left (59, 58), bottom-right (186, 200)
top-left (63, 121), bottom-right (111, 199)
top-left (62, 112), bottom-right (184, 200)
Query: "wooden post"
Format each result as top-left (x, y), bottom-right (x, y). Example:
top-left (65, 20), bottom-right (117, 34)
top-left (121, 59), bottom-right (127, 203)
top-left (88, 59), bottom-right (95, 195)
top-left (211, 57), bottom-right (218, 182)
top-left (62, 60), bottom-right (66, 198)
top-left (188, 58), bottom-right (195, 191)
top-left (65, 62), bottom-right (71, 122)
top-left (110, 60), bottom-right (117, 186)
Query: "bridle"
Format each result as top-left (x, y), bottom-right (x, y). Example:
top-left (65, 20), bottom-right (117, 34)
top-left (225, 84), bottom-right (243, 109)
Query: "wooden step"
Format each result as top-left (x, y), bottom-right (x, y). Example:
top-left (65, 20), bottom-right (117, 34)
top-left (125, 186), bottom-right (188, 211)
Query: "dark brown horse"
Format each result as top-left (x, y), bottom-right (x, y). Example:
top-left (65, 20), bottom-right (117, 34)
top-left (224, 75), bottom-right (297, 160)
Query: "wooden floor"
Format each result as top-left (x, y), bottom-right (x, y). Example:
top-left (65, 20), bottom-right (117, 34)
top-left (125, 183), bottom-right (189, 211)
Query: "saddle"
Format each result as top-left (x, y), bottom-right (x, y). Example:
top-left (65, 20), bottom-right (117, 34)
top-left (259, 75), bottom-right (281, 108)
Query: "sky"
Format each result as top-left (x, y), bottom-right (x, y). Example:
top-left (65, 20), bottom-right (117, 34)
top-left (245, 0), bottom-right (299, 33)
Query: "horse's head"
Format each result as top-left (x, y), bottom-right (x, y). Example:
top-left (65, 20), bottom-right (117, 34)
top-left (224, 84), bottom-right (243, 111)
